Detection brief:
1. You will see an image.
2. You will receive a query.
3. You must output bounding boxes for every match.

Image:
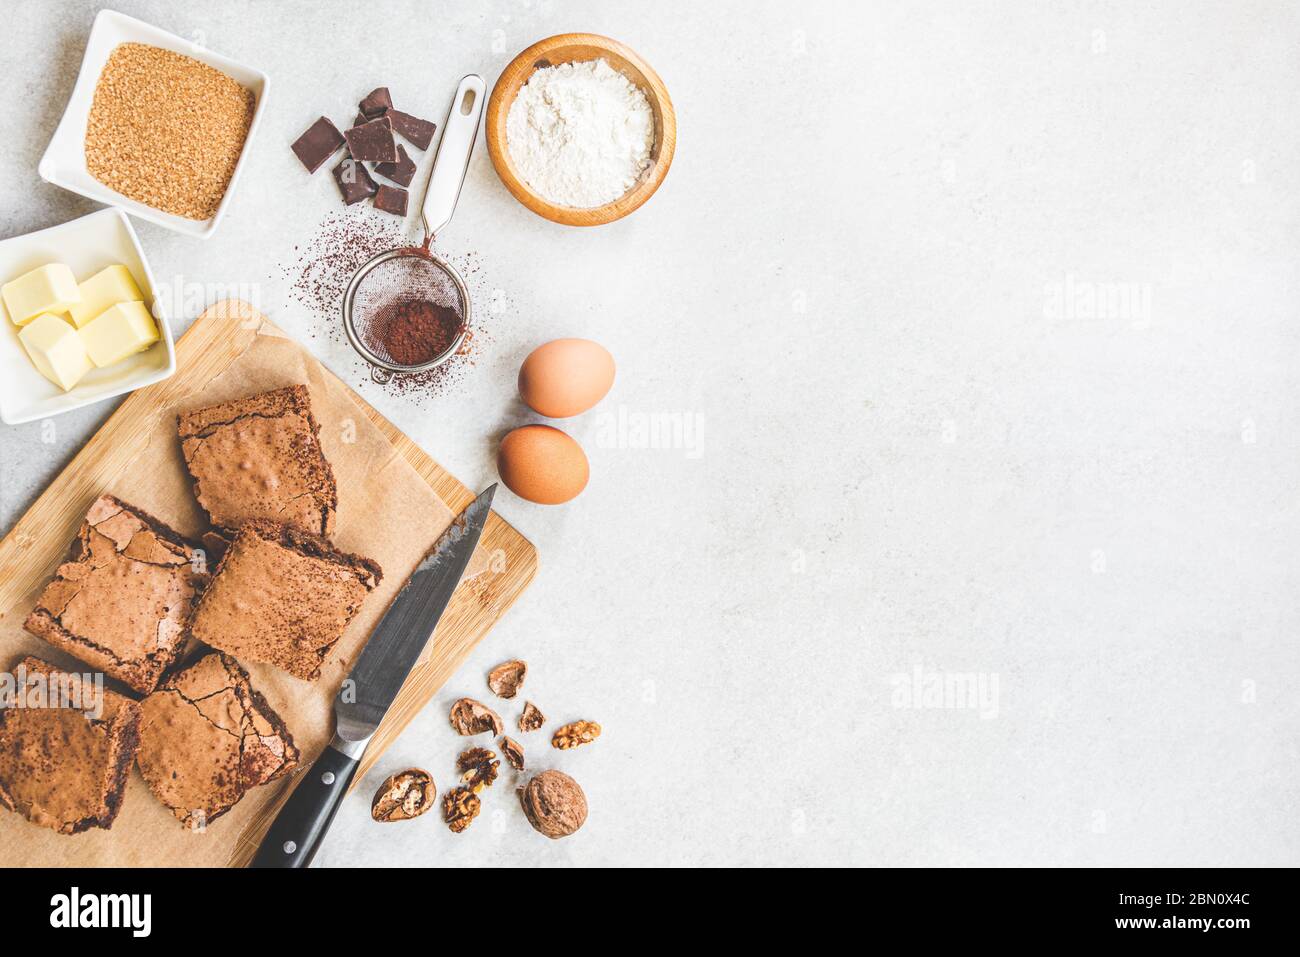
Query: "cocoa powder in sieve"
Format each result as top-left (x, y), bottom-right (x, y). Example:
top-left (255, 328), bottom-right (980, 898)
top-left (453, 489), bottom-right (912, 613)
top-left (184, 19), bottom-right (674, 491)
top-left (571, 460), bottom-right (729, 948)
top-left (366, 298), bottom-right (464, 366)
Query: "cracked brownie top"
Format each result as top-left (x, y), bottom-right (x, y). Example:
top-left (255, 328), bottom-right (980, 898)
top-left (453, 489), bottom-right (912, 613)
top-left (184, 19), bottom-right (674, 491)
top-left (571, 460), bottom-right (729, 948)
top-left (137, 652), bottom-right (298, 828)
top-left (24, 494), bottom-right (208, 694)
top-left (177, 385), bottom-right (338, 537)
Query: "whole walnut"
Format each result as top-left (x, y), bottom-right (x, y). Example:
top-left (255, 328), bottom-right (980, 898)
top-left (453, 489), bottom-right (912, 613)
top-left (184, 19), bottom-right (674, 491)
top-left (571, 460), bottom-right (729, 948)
top-left (519, 770), bottom-right (587, 839)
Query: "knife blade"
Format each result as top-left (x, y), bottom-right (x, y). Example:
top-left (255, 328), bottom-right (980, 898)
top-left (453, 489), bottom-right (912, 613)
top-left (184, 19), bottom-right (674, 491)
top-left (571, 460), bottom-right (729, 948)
top-left (251, 484), bottom-right (496, 868)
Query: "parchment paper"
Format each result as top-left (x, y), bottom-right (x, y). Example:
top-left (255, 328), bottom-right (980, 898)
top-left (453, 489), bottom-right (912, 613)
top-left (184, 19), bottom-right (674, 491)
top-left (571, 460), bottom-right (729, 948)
top-left (0, 317), bottom-right (485, 866)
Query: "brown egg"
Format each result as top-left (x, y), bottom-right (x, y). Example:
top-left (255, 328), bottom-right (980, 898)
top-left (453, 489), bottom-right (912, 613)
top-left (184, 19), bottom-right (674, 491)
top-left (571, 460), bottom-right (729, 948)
top-left (518, 339), bottom-right (615, 418)
top-left (497, 425), bottom-right (589, 504)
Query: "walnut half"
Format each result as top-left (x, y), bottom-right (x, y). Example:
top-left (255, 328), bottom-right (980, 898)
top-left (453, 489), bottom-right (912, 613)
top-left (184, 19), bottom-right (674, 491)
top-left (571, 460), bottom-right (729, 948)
top-left (371, 768), bottom-right (435, 822)
top-left (443, 786), bottom-right (481, 833)
top-left (552, 720), bottom-right (601, 750)
top-left (456, 747), bottom-right (500, 793)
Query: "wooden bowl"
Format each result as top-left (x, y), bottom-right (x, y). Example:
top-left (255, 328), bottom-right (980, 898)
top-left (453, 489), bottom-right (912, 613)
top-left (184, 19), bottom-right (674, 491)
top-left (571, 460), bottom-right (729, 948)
top-left (486, 34), bottom-right (676, 226)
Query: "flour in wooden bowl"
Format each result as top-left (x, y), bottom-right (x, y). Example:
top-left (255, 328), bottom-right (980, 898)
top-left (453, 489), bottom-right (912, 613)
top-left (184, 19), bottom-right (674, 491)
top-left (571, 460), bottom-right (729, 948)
top-left (505, 58), bottom-right (653, 208)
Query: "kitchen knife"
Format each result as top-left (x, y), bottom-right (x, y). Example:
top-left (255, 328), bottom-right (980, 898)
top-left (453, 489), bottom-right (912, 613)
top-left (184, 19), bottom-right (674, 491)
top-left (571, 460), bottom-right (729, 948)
top-left (250, 484), bottom-right (497, 867)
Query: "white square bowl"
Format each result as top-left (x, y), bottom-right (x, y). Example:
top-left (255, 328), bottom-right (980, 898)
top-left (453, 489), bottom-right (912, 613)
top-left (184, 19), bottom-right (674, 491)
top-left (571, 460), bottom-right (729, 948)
top-left (0, 208), bottom-right (175, 425)
top-left (38, 8), bottom-right (270, 240)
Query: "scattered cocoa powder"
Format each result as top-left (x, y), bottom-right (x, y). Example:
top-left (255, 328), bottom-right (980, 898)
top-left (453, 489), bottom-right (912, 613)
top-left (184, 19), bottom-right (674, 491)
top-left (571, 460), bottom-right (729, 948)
top-left (280, 212), bottom-right (497, 399)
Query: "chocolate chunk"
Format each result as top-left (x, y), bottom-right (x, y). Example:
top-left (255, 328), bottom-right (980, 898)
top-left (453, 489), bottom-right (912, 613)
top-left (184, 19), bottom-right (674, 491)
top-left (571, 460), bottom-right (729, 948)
top-left (387, 110), bottom-right (437, 151)
top-left (343, 116), bottom-right (398, 163)
top-left (358, 87), bottom-right (393, 119)
top-left (333, 157), bottom-right (378, 205)
top-left (373, 184), bottom-right (408, 216)
top-left (374, 144), bottom-right (417, 187)
top-left (353, 112), bottom-right (368, 127)
top-left (291, 117), bottom-right (346, 173)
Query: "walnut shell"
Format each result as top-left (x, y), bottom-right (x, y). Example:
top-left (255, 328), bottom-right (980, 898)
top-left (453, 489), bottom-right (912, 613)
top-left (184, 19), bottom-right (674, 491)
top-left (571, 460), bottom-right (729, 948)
top-left (500, 735), bottom-right (525, 771)
top-left (518, 700), bottom-right (545, 733)
top-left (371, 768), bottom-right (435, 822)
top-left (449, 697), bottom-right (503, 736)
top-left (519, 770), bottom-right (587, 839)
top-left (487, 659), bottom-right (527, 698)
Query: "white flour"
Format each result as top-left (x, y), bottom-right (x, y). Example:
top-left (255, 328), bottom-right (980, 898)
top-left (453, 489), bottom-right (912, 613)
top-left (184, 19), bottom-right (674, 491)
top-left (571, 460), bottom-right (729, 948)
top-left (506, 58), bottom-right (654, 208)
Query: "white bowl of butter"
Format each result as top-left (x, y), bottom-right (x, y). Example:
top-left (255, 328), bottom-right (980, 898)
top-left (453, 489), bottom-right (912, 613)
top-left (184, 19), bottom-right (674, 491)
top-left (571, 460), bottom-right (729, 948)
top-left (0, 208), bottom-right (174, 424)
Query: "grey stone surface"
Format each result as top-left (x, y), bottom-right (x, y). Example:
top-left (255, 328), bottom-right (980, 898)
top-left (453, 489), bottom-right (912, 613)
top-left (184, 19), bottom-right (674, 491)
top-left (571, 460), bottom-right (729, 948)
top-left (1, 0), bottom-right (1297, 866)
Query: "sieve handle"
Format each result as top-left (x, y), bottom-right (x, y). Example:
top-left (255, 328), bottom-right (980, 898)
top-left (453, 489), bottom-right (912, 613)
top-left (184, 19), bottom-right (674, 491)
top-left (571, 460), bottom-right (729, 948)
top-left (421, 74), bottom-right (486, 238)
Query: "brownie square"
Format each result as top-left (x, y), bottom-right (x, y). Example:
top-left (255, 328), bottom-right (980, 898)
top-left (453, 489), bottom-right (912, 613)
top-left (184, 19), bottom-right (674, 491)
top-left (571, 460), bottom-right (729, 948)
top-left (0, 656), bottom-right (141, 834)
top-left (24, 495), bottom-right (208, 694)
top-left (178, 385), bottom-right (338, 537)
top-left (189, 521), bottom-right (382, 681)
top-left (137, 652), bottom-right (299, 828)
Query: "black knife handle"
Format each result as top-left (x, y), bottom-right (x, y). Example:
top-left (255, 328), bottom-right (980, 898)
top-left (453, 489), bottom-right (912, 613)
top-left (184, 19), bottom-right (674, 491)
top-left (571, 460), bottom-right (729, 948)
top-left (250, 744), bottom-right (359, 868)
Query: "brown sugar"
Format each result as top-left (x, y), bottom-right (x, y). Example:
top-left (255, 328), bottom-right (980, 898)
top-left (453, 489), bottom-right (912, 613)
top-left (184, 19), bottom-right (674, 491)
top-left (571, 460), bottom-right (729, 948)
top-left (85, 43), bottom-right (254, 220)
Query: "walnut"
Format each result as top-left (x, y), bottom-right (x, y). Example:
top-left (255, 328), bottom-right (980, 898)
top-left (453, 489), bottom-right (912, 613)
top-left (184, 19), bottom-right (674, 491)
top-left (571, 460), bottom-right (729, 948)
top-left (500, 736), bottom-right (525, 771)
top-left (449, 697), bottom-right (503, 736)
top-left (456, 747), bottom-right (500, 793)
top-left (487, 659), bottom-right (527, 698)
top-left (552, 720), bottom-right (601, 750)
top-left (443, 786), bottom-right (481, 833)
top-left (519, 770), bottom-right (587, 839)
top-left (371, 768), bottom-right (435, 822)
top-left (518, 700), bottom-right (545, 733)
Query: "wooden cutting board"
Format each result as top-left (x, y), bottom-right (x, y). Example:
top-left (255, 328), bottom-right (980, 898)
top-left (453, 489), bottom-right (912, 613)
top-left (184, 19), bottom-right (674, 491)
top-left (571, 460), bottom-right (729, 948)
top-left (0, 300), bottom-right (537, 865)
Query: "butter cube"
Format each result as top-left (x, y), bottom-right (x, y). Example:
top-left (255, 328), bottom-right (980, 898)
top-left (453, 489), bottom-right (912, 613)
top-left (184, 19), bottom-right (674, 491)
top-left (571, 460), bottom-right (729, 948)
top-left (79, 301), bottom-right (160, 367)
top-left (19, 313), bottom-right (93, 391)
top-left (68, 265), bottom-right (144, 328)
top-left (2, 263), bottom-right (80, 326)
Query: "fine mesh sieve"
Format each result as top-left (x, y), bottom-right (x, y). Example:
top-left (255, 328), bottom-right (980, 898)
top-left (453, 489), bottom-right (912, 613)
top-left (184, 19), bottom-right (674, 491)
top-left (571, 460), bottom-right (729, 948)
top-left (342, 75), bottom-right (485, 382)
top-left (343, 248), bottom-right (469, 378)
